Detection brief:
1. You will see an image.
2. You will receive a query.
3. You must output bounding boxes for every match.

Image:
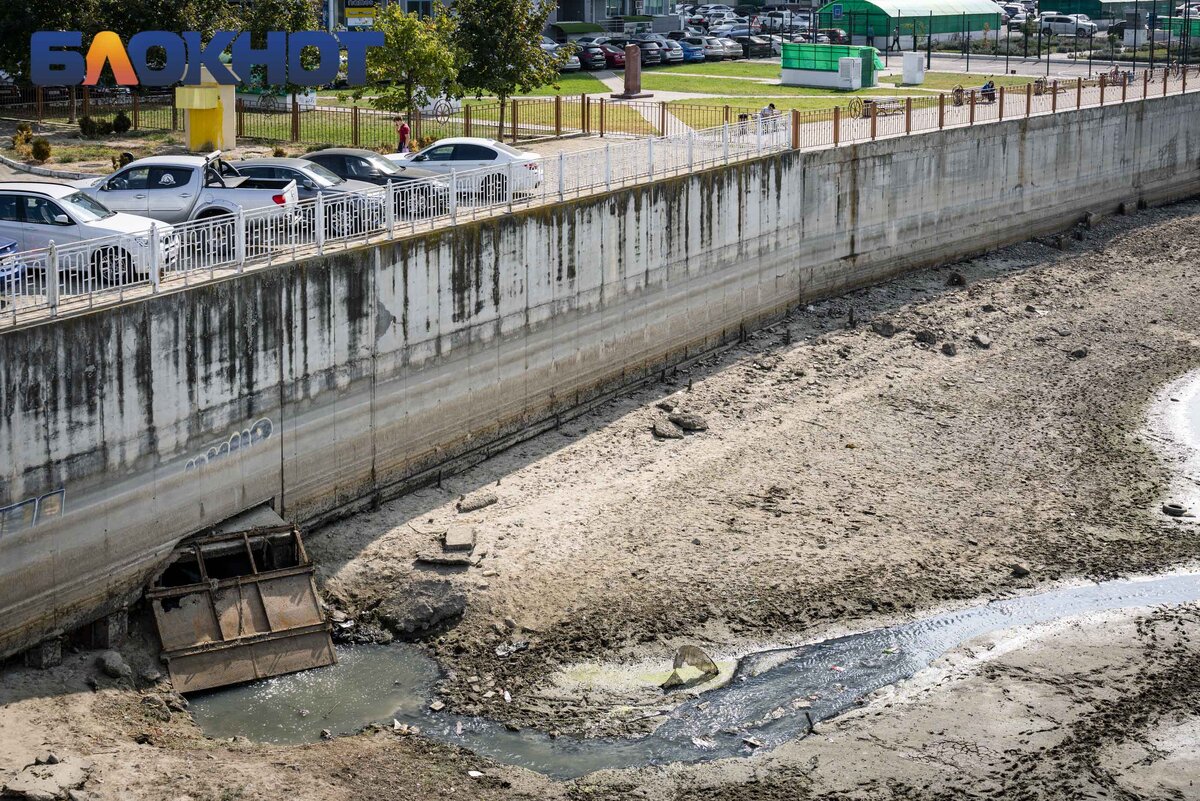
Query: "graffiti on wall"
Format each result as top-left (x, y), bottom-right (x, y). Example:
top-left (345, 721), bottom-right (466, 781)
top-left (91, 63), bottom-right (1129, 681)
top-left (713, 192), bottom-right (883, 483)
top-left (0, 489), bottom-right (66, 537)
top-left (184, 417), bottom-right (274, 473)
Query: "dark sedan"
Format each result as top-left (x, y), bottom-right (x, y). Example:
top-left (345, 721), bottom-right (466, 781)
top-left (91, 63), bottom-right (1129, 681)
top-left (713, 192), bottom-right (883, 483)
top-left (735, 35), bottom-right (773, 58)
top-left (302, 148), bottom-right (449, 219)
top-left (607, 37), bottom-right (663, 66)
top-left (599, 43), bottom-right (627, 67)
top-left (576, 43), bottom-right (609, 69)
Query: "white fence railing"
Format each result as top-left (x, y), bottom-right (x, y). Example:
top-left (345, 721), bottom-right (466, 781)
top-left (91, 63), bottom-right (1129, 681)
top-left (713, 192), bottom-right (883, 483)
top-left (2, 66), bottom-right (1199, 328)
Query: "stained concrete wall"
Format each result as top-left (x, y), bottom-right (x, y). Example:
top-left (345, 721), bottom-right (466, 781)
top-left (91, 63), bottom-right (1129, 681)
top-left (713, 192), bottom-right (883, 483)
top-left (2, 93), bottom-right (1199, 659)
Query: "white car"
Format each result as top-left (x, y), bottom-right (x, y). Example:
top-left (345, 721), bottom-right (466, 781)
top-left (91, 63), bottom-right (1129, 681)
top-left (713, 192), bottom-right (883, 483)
top-left (387, 137), bottom-right (543, 197)
top-left (0, 182), bottom-right (176, 282)
top-left (1039, 13), bottom-right (1098, 36)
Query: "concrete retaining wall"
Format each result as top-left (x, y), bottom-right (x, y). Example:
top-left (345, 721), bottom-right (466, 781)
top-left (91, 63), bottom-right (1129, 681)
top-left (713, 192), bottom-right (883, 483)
top-left (2, 93), bottom-right (1199, 658)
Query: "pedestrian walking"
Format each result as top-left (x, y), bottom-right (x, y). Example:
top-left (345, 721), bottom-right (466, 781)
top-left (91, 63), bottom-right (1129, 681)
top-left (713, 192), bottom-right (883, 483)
top-left (393, 116), bottom-right (411, 153)
top-left (891, 25), bottom-right (901, 51)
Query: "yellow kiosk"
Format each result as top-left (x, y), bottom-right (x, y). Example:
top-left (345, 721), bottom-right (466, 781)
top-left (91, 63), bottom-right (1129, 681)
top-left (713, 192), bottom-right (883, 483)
top-left (175, 66), bottom-right (235, 152)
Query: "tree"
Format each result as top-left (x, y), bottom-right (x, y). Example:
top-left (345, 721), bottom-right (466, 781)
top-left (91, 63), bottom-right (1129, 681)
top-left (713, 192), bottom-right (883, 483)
top-left (452, 0), bottom-right (564, 137)
top-left (358, 3), bottom-right (458, 122)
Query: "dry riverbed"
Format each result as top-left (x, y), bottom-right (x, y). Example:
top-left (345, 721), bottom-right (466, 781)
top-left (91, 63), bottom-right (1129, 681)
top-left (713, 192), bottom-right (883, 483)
top-left (2, 196), bottom-right (1200, 800)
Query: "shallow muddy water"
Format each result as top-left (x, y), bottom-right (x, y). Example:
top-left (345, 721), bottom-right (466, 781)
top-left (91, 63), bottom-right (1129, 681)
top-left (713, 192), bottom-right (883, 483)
top-left (189, 572), bottom-right (1200, 779)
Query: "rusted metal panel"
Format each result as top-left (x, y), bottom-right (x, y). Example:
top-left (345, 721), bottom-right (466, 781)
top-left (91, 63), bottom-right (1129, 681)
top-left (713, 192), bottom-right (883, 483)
top-left (149, 525), bottom-right (335, 693)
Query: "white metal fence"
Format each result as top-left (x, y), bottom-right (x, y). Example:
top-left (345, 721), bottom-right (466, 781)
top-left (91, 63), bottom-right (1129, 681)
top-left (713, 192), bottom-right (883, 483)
top-left (2, 66), bottom-right (1199, 327)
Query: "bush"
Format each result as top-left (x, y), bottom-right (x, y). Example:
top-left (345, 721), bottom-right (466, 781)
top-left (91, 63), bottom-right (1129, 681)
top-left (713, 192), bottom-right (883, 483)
top-left (30, 137), bottom-right (51, 162)
top-left (79, 116), bottom-right (98, 137)
top-left (95, 119), bottom-right (114, 136)
top-left (272, 146), bottom-right (287, 157)
top-left (112, 110), bottom-right (131, 134)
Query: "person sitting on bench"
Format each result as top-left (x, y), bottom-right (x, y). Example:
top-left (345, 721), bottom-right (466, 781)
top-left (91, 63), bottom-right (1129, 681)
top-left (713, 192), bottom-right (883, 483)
top-left (981, 79), bottom-right (997, 103)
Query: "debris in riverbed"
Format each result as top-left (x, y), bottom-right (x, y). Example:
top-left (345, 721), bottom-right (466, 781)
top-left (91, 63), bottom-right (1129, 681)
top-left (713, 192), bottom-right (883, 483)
top-left (3, 756), bottom-right (94, 800)
top-left (662, 645), bottom-right (720, 690)
top-left (691, 737), bottom-right (716, 750)
top-left (495, 640), bottom-right (529, 658)
top-left (457, 491), bottom-right (498, 513)
top-left (652, 418), bottom-right (685, 439)
top-left (668, 411), bottom-right (708, 432)
top-left (1011, 563), bottom-right (1032, 578)
top-left (1162, 502), bottom-right (1188, 517)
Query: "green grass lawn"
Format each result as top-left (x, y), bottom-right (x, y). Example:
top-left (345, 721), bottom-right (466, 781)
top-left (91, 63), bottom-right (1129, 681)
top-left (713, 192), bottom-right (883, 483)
top-left (667, 92), bottom-right (930, 121)
top-left (881, 71), bottom-right (1038, 89)
top-left (521, 72), bottom-right (611, 96)
top-left (643, 72), bottom-right (931, 97)
top-left (650, 61), bottom-right (783, 79)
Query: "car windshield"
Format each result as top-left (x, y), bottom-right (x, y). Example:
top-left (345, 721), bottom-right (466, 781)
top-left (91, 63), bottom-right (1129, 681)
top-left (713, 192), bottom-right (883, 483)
top-left (366, 155), bottom-right (403, 175)
top-left (491, 141), bottom-right (524, 157)
top-left (62, 190), bottom-right (114, 221)
top-left (304, 162), bottom-right (345, 186)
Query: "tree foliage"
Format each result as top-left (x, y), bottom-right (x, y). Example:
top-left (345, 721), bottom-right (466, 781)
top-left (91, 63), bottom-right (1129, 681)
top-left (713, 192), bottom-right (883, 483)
top-left (360, 3), bottom-right (458, 119)
top-left (452, 0), bottom-right (565, 132)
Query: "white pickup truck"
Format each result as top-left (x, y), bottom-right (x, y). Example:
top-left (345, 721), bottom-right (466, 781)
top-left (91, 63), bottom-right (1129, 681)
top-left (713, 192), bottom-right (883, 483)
top-left (73, 151), bottom-right (299, 225)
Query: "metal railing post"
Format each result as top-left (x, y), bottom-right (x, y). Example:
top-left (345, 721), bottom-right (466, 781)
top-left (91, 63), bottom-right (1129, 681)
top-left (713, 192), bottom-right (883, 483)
top-left (833, 105), bottom-right (840, 145)
top-left (722, 122), bottom-right (730, 162)
top-left (599, 98), bottom-right (606, 138)
top-left (235, 206), bottom-right (246, 269)
top-left (464, 104), bottom-right (472, 137)
top-left (149, 223), bottom-right (160, 291)
top-left (1144, 69), bottom-right (1150, 99)
top-left (871, 103), bottom-right (878, 139)
top-left (756, 112), bottom-right (763, 152)
top-left (790, 109), bottom-right (800, 149)
top-left (1078, 77), bottom-right (1083, 107)
top-left (555, 94), bottom-right (562, 137)
top-left (315, 194), bottom-right (325, 255)
top-left (648, 137), bottom-right (655, 178)
top-left (938, 93), bottom-right (945, 128)
top-left (969, 90), bottom-right (975, 124)
top-left (1052, 80), bottom-right (1058, 112)
top-left (999, 86), bottom-right (1006, 120)
top-left (47, 241), bottom-right (59, 315)
top-left (1122, 75), bottom-right (1128, 103)
top-left (385, 180), bottom-right (395, 235)
top-left (352, 105), bottom-right (360, 147)
top-left (1099, 74), bottom-right (1106, 105)
top-left (558, 152), bottom-right (565, 200)
top-left (1026, 82), bottom-right (1032, 116)
top-left (506, 161), bottom-right (513, 212)
top-left (449, 169), bottom-right (457, 223)
top-left (688, 129), bottom-right (695, 167)
top-left (1164, 67), bottom-right (1169, 97)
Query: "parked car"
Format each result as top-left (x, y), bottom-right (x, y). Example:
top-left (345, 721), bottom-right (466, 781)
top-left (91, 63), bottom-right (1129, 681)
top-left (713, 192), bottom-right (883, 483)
top-left (637, 34), bottom-right (686, 62)
top-left (73, 152), bottom-right (298, 225)
top-left (608, 37), bottom-right (664, 65)
top-left (679, 39), bottom-right (709, 61)
top-left (735, 35), bottom-right (774, 58)
top-left (683, 35), bottom-right (727, 59)
top-left (234, 157), bottom-right (385, 235)
top-left (0, 235), bottom-right (22, 296)
top-left (576, 43), bottom-right (609, 69)
top-left (819, 27), bottom-right (850, 43)
top-left (0, 182), bottom-right (177, 281)
top-left (1039, 13), bottom-right (1097, 35)
top-left (718, 37), bottom-right (744, 58)
top-left (711, 24), bottom-right (753, 37)
top-left (388, 137), bottom-right (543, 198)
top-left (560, 52), bottom-right (582, 71)
top-left (599, 43), bottom-right (627, 67)
top-left (1007, 12), bottom-right (1028, 30)
top-left (303, 148), bottom-right (449, 218)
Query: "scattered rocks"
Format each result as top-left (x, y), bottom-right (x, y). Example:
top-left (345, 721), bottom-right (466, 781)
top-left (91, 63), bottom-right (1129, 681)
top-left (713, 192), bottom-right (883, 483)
top-left (495, 640), bottom-right (529, 658)
top-left (320, 729), bottom-right (333, 740)
top-left (442, 524), bottom-right (476, 553)
top-left (430, 700), bottom-right (446, 712)
top-left (95, 651), bottom-right (131, 680)
top-left (941, 342), bottom-right (958, 357)
top-left (667, 411), bottom-right (708, 432)
top-left (140, 694), bottom-right (171, 722)
top-left (869, 319), bottom-right (897, 338)
top-left (946, 271), bottom-right (967, 287)
top-left (375, 579), bottom-right (467, 639)
top-left (970, 333), bottom-right (992, 349)
top-left (914, 330), bottom-right (937, 346)
top-left (1069, 346), bottom-right (1089, 360)
top-left (655, 397), bottom-right (679, 412)
top-left (652, 418), bottom-right (685, 439)
top-left (138, 668), bottom-right (162, 684)
top-left (456, 491), bottom-right (497, 513)
top-left (3, 757), bottom-right (93, 801)
top-left (1011, 563), bottom-right (1032, 578)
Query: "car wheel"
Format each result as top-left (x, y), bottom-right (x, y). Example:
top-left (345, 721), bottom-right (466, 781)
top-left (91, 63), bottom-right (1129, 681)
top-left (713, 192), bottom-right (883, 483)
top-left (90, 246), bottom-right (133, 285)
top-left (1076, 27), bottom-right (1087, 36)
top-left (1042, 27), bottom-right (1053, 36)
top-left (480, 173), bottom-right (508, 203)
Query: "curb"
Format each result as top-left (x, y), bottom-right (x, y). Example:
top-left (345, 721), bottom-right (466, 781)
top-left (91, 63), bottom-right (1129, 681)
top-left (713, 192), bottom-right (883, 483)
top-left (0, 152), bottom-right (96, 181)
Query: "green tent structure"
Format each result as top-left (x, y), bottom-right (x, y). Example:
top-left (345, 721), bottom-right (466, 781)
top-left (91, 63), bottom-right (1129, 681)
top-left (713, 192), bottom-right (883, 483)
top-left (812, 0), bottom-right (1002, 47)
top-left (781, 42), bottom-right (886, 87)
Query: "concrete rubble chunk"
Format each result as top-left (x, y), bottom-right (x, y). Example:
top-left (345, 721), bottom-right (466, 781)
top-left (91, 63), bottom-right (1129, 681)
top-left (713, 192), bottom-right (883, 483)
top-left (869, 319), bottom-right (897, 338)
top-left (375, 579), bottom-right (467, 639)
top-left (3, 757), bottom-right (93, 801)
top-left (970, 333), bottom-right (992, 349)
top-left (667, 412), bottom-right (708, 432)
top-left (457, 491), bottom-right (497, 513)
top-left (652, 418), bottom-right (685, 439)
top-left (96, 650), bottom-right (131, 680)
top-left (442, 524), bottom-right (476, 553)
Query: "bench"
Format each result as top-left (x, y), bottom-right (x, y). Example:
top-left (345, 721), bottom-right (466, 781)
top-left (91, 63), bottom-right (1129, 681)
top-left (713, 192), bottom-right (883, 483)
top-left (848, 97), bottom-right (904, 119)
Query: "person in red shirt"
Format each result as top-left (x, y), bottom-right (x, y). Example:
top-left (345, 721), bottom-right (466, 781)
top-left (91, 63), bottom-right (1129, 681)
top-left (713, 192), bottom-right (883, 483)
top-left (393, 116), bottom-right (411, 153)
